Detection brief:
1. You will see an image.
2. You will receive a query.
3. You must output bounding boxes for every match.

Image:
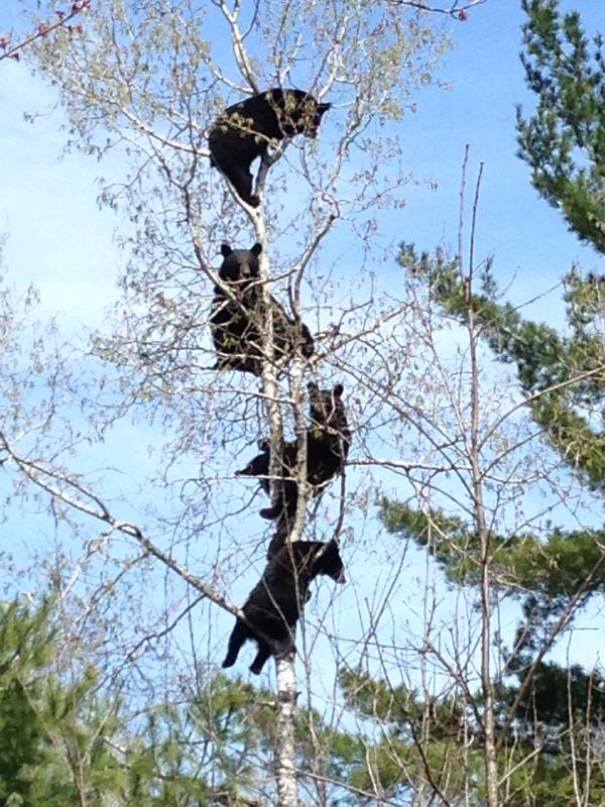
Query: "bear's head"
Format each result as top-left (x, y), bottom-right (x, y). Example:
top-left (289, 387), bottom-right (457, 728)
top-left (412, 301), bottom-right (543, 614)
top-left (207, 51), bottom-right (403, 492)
top-left (307, 382), bottom-right (346, 428)
top-left (218, 242), bottom-right (262, 285)
top-left (311, 540), bottom-right (346, 584)
top-left (273, 90), bottom-right (331, 139)
top-left (301, 98), bottom-right (331, 139)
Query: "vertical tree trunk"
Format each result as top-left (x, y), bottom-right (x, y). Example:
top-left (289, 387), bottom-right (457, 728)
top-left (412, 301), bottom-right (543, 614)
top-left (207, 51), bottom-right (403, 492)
top-left (468, 298), bottom-right (499, 807)
top-left (255, 219), bottom-right (285, 526)
top-left (463, 159), bottom-right (499, 807)
top-left (276, 653), bottom-right (299, 806)
top-left (477, 509), bottom-right (500, 807)
top-left (289, 360), bottom-right (309, 543)
top-left (254, 214), bottom-right (300, 805)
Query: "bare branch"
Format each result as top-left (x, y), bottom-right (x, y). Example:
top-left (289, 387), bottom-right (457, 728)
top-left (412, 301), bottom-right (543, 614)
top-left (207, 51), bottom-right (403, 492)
top-left (0, 1), bottom-right (91, 63)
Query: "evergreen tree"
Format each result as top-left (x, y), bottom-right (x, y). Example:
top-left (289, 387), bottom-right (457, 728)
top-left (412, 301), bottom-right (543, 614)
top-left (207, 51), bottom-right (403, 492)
top-left (0, 597), bottom-right (117, 805)
top-left (336, 243), bottom-right (605, 801)
top-left (337, 4), bottom-right (605, 801)
top-left (0, 596), bottom-right (362, 805)
top-left (517, 0), bottom-right (605, 252)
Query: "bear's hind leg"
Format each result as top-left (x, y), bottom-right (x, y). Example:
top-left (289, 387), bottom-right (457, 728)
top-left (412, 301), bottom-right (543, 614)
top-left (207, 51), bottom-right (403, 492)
top-left (222, 620), bottom-right (250, 669)
top-left (249, 639), bottom-right (273, 675)
top-left (260, 479), bottom-right (297, 522)
top-left (210, 145), bottom-right (258, 207)
top-left (230, 164), bottom-right (259, 208)
top-left (215, 154), bottom-right (258, 208)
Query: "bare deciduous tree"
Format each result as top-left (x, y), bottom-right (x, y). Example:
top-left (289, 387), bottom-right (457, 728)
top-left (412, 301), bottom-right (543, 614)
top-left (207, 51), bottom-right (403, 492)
top-left (3, 1), bottom-right (456, 803)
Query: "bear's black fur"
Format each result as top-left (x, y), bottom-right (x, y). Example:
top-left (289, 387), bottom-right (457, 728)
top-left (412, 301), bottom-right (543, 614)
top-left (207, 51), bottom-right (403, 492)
top-left (236, 383), bottom-right (351, 549)
top-left (221, 540), bottom-right (346, 675)
top-left (208, 88), bottom-right (331, 207)
top-left (209, 242), bottom-right (314, 375)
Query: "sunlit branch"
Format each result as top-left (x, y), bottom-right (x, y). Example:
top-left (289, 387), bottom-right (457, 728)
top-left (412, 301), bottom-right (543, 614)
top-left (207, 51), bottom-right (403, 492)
top-left (387, 0), bottom-right (486, 18)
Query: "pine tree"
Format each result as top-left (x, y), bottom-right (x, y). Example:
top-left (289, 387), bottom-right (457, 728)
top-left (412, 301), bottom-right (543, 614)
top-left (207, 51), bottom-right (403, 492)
top-left (337, 5), bottom-right (605, 800)
top-left (0, 597), bottom-right (116, 805)
top-left (517, 0), bottom-right (605, 252)
top-left (0, 596), bottom-right (363, 805)
top-left (359, 243), bottom-right (605, 802)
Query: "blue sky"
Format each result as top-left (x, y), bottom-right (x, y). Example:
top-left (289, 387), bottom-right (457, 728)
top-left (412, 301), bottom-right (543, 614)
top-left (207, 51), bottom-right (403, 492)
top-left (0, 65), bottom-right (122, 327)
top-left (1, 1), bottom-right (602, 322)
top-left (1, 1), bottom-right (604, 684)
top-left (395, 1), bottom-right (603, 296)
top-left (1, 1), bottom-right (602, 325)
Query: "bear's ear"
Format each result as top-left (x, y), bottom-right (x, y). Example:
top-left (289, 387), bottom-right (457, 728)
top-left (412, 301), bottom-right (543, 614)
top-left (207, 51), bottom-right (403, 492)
top-left (318, 102), bottom-right (331, 113)
top-left (251, 242), bottom-right (262, 256)
top-left (313, 539), bottom-right (338, 561)
top-left (307, 382), bottom-right (319, 395)
top-left (327, 540), bottom-right (346, 583)
top-left (221, 244), bottom-right (232, 257)
top-left (333, 383), bottom-right (344, 397)
top-left (314, 541), bottom-right (346, 583)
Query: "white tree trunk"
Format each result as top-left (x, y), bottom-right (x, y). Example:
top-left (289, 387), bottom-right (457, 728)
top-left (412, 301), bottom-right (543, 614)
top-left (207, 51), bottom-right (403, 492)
top-left (275, 653), bottom-right (299, 806)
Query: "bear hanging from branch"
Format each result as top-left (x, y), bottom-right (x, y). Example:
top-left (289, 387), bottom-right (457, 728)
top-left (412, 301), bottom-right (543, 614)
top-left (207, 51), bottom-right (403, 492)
top-left (221, 540), bottom-right (346, 674)
top-left (208, 88), bottom-right (331, 207)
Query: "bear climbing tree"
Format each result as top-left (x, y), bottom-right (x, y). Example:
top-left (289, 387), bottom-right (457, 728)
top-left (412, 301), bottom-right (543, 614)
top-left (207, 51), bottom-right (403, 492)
top-left (208, 88), bottom-right (331, 207)
top-left (236, 382), bottom-right (351, 556)
top-left (210, 241), bottom-right (314, 376)
top-left (207, 87), bottom-right (349, 684)
top-left (221, 540), bottom-right (346, 674)
top-left (206, 81), bottom-right (350, 801)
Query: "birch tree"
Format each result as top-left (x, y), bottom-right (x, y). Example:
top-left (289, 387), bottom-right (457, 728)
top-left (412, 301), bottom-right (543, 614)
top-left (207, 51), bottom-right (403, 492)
top-left (1, 1), bottom-right (458, 803)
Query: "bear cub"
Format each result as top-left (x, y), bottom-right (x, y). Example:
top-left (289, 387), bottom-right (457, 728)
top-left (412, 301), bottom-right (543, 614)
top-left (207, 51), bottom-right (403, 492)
top-left (221, 540), bottom-right (346, 675)
top-left (236, 382), bottom-right (351, 545)
top-left (208, 88), bottom-right (331, 207)
top-left (209, 241), bottom-right (314, 376)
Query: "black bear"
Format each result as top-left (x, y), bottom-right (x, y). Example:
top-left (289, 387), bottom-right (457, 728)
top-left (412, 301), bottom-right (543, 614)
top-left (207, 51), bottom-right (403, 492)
top-left (236, 383), bottom-right (351, 550)
top-left (208, 88), bottom-right (331, 207)
top-left (221, 540), bottom-right (346, 674)
top-left (210, 242), bottom-right (314, 375)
